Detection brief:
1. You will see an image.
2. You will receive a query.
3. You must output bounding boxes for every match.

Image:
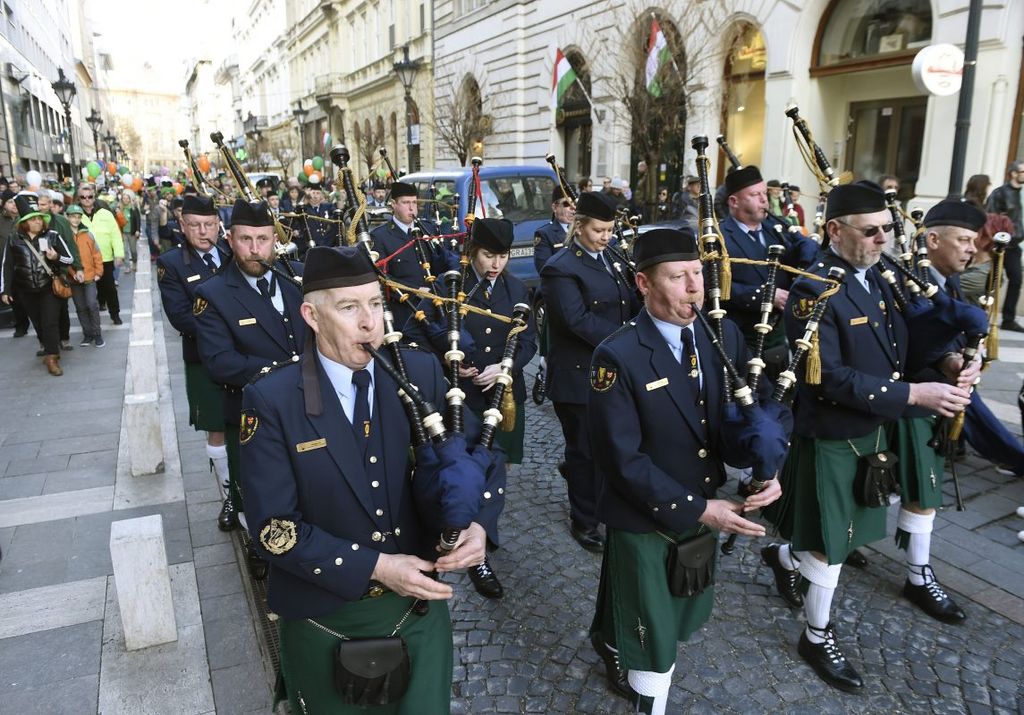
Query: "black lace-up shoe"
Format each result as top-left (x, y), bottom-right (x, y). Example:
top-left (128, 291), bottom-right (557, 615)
top-left (761, 543), bottom-right (803, 608)
top-left (903, 565), bottom-right (966, 623)
top-left (217, 496), bottom-right (238, 531)
top-left (590, 632), bottom-right (635, 699)
top-left (798, 625), bottom-right (864, 692)
top-left (468, 557), bottom-right (504, 599)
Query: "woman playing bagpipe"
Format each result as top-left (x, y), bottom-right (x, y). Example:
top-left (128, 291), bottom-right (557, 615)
top-left (239, 245), bottom-right (504, 715)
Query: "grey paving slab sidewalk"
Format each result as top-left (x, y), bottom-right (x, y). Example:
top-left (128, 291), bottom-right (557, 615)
top-left (2, 264), bottom-right (1023, 714)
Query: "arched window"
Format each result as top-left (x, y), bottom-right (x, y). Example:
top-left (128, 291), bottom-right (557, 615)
top-left (720, 23), bottom-right (766, 178)
top-left (389, 112), bottom-right (398, 163)
top-left (813, 0), bottom-right (931, 76)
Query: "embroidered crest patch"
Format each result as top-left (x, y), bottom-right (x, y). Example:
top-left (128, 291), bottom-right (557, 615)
top-left (590, 365), bottom-right (617, 392)
top-left (157, 265), bottom-right (166, 281)
top-left (193, 296), bottom-right (208, 316)
top-left (259, 518), bottom-right (297, 555)
top-left (239, 410), bottom-right (259, 445)
top-left (792, 297), bottom-right (816, 320)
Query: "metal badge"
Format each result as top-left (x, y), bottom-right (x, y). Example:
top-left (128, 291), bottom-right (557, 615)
top-left (259, 518), bottom-right (297, 555)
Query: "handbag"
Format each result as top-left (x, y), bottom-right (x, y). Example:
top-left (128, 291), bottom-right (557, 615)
top-left (660, 528), bottom-right (717, 598)
top-left (848, 429), bottom-right (900, 508)
top-left (307, 600), bottom-right (417, 706)
top-left (22, 236), bottom-right (72, 298)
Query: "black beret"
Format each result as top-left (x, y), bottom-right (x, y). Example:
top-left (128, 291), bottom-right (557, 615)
top-left (471, 218), bottom-right (514, 253)
top-left (724, 165), bottom-right (764, 196)
top-left (551, 185), bottom-right (567, 204)
top-left (170, 197), bottom-right (184, 210)
top-left (181, 194), bottom-right (217, 216)
top-left (302, 246), bottom-right (377, 294)
top-left (825, 180), bottom-right (886, 221)
top-left (1, 189), bottom-right (15, 202)
top-left (575, 191), bottom-right (616, 221)
top-left (389, 181), bottom-right (417, 199)
top-left (229, 198), bottom-right (274, 228)
top-left (255, 177), bottom-right (273, 188)
top-left (766, 179), bottom-right (782, 188)
top-left (371, 180), bottom-right (386, 190)
top-left (923, 198), bottom-right (987, 231)
top-left (633, 227), bottom-right (700, 272)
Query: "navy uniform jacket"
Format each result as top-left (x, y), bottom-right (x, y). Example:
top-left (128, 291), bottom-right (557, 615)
top-left (297, 202), bottom-right (337, 249)
top-left (194, 261), bottom-right (306, 422)
top-left (589, 309), bottom-right (751, 533)
top-left (403, 270), bottom-right (538, 411)
top-left (156, 240), bottom-right (232, 363)
top-left (541, 244), bottom-right (642, 404)
top-left (785, 251), bottom-right (910, 439)
top-left (240, 348), bottom-right (503, 619)
top-left (719, 215), bottom-right (819, 339)
top-left (370, 219), bottom-right (455, 327)
top-left (533, 220), bottom-right (567, 275)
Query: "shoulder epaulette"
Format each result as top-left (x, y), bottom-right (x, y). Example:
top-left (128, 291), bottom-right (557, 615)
top-left (249, 354), bottom-right (301, 384)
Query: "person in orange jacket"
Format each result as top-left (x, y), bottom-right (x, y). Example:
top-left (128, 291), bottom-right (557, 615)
top-left (65, 204), bottom-right (105, 347)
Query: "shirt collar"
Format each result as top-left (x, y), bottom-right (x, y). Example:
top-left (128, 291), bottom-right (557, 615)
top-left (242, 269), bottom-right (272, 294)
top-left (317, 349), bottom-right (375, 398)
top-left (730, 215), bottom-right (761, 236)
top-left (392, 216), bottom-right (413, 232)
top-left (649, 313), bottom-right (692, 352)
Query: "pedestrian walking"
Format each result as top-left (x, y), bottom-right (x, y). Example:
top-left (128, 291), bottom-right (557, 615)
top-left (65, 205), bottom-right (105, 347)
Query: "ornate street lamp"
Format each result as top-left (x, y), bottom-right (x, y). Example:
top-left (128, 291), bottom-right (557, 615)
top-left (393, 45), bottom-right (421, 173)
top-left (292, 100), bottom-right (309, 161)
top-left (85, 109), bottom-right (103, 163)
top-left (103, 132), bottom-right (116, 163)
top-left (51, 68), bottom-right (78, 181)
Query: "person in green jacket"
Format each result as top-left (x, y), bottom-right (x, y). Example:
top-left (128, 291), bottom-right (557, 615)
top-left (77, 183), bottom-right (124, 325)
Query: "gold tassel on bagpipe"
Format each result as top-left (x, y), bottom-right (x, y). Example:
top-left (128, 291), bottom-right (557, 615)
top-left (805, 331), bottom-right (822, 385)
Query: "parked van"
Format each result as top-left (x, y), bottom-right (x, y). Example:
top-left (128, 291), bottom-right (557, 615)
top-left (399, 164), bottom-right (558, 289)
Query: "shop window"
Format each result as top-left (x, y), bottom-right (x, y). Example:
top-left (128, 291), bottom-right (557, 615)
top-left (813, 0), bottom-right (931, 76)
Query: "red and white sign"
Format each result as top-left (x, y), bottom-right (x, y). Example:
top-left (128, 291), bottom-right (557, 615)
top-left (912, 44), bottom-right (965, 96)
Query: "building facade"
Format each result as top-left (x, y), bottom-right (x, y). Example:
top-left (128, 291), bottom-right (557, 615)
top-left (433, 0), bottom-right (1024, 211)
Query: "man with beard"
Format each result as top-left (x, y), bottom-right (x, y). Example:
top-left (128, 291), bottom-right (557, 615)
top-left (194, 198), bottom-right (305, 578)
top-left (157, 195), bottom-right (234, 529)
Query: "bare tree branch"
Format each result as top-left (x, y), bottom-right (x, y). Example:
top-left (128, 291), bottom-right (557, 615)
top-left (431, 74), bottom-right (493, 166)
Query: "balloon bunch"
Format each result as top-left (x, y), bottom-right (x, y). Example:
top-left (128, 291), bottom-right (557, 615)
top-left (299, 155), bottom-right (325, 185)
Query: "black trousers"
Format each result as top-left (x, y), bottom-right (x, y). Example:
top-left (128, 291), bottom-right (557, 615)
top-left (97, 261), bottom-right (120, 319)
top-left (12, 290), bottom-right (29, 331)
top-left (1003, 242), bottom-right (1022, 324)
top-left (59, 299), bottom-right (70, 342)
top-left (553, 401), bottom-right (598, 530)
top-left (19, 288), bottom-right (62, 355)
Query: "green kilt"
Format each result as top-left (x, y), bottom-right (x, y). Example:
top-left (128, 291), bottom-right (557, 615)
top-left (765, 432), bottom-right (888, 565)
top-left (225, 422), bottom-right (243, 512)
top-left (591, 527), bottom-right (716, 673)
top-left (471, 403), bottom-right (525, 464)
top-left (278, 594), bottom-right (453, 715)
top-left (184, 362), bottom-right (224, 432)
top-left (894, 416), bottom-right (944, 509)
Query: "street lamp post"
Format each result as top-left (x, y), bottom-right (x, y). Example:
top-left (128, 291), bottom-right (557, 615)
top-left (103, 132), bottom-right (115, 163)
top-left (51, 68), bottom-right (78, 182)
top-left (292, 100), bottom-right (309, 163)
top-left (393, 44), bottom-right (421, 173)
top-left (85, 109), bottom-right (103, 164)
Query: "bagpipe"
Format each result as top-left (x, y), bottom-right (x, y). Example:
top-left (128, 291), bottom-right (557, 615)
top-left (209, 131), bottom-right (300, 282)
top-left (329, 146), bottom-right (512, 555)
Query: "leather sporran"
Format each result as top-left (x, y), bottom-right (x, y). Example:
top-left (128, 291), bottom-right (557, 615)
top-left (663, 529), bottom-right (717, 598)
top-left (332, 636), bottom-right (411, 706)
top-left (852, 450), bottom-right (900, 508)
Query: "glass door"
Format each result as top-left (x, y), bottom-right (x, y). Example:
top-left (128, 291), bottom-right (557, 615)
top-left (846, 97), bottom-right (928, 201)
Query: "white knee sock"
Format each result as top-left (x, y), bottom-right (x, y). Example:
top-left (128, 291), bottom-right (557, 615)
top-left (797, 552), bottom-right (842, 644)
top-left (206, 443), bottom-right (229, 493)
top-left (779, 543), bottom-right (799, 571)
top-left (628, 666), bottom-right (674, 715)
top-left (898, 508), bottom-right (935, 585)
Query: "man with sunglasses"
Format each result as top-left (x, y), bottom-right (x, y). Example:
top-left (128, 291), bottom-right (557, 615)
top-left (77, 184), bottom-right (124, 325)
top-left (762, 181), bottom-right (975, 692)
top-left (986, 160), bottom-right (1024, 331)
top-left (533, 186), bottom-right (576, 275)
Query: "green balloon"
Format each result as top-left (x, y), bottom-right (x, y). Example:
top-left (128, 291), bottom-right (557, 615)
top-left (86, 161), bottom-right (101, 178)
top-left (311, 155), bottom-right (324, 170)
top-left (119, 166), bottom-right (130, 175)
top-left (297, 172), bottom-right (307, 184)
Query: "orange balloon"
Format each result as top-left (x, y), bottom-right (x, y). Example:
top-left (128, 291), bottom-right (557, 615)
top-left (175, 183), bottom-right (184, 195)
top-left (303, 164), bottom-right (314, 176)
top-left (197, 154), bottom-right (211, 174)
top-left (107, 162), bottom-right (117, 174)
top-left (132, 177), bottom-right (143, 192)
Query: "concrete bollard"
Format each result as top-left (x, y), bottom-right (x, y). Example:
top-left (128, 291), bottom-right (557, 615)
top-left (128, 339), bottom-right (159, 395)
top-left (125, 393), bottom-right (165, 476)
top-left (131, 310), bottom-right (154, 344)
top-left (109, 514), bottom-right (177, 650)
top-left (135, 269), bottom-right (151, 291)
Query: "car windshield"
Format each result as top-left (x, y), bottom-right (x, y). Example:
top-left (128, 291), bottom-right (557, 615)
top-left (408, 180), bottom-right (458, 221)
top-left (474, 176), bottom-right (556, 222)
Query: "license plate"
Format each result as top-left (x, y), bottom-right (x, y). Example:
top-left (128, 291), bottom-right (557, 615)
top-left (510, 246), bottom-right (534, 258)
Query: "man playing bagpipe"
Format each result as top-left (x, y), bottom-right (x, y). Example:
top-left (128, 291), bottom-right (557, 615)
top-left (240, 246), bottom-right (503, 714)
top-left (762, 182), bottom-right (978, 691)
top-left (587, 228), bottom-right (789, 713)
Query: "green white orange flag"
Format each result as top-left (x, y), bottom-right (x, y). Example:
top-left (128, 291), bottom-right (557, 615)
top-left (646, 19), bottom-right (670, 97)
top-left (551, 48), bottom-right (577, 112)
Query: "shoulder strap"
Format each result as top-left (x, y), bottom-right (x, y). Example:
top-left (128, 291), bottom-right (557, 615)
top-left (21, 237), bottom-right (56, 278)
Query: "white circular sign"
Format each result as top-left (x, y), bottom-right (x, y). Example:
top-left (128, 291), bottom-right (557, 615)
top-left (912, 44), bottom-right (965, 96)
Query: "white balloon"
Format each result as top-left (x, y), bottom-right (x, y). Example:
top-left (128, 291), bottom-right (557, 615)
top-left (25, 170), bottom-right (42, 187)
top-left (121, 173), bottom-right (133, 187)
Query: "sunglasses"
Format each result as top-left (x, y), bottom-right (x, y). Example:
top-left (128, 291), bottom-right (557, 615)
top-left (78, 194), bottom-right (94, 199)
top-left (555, 200), bottom-right (573, 208)
top-left (835, 218), bottom-right (895, 237)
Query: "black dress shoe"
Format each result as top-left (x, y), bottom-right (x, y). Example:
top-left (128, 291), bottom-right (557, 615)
top-left (570, 520), bottom-right (604, 553)
top-left (217, 497), bottom-right (238, 531)
top-left (1001, 320), bottom-right (1024, 332)
top-left (761, 544), bottom-right (803, 608)
top-left (798, 626), bottom-right (864, 692)
top-left (112, 315), bottom-right (123, 325)
top-left (468, 557), bottom-right (504, 599)
top-left (844, 549), bottom-right (869, 568)
top-left (903, 566), bottom-right (966, 623)
top-left (247, 544), bottom-right (268, 580)
top-left (590, 632), bottom-right (635, 700)
top-left (13, 327), bottom-right (27, 338)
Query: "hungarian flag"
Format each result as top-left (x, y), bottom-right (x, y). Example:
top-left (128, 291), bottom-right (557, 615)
top-left (551, 48), bottom-right (577, 112)
top-left (646, 19), bottom-right (670, 97)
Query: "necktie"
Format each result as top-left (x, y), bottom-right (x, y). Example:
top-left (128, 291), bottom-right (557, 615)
top-left (202, 253), bottom-right (217, 272)
top-left (351, 369), bottom-right (372, 448)
top-left (597, 252), bottom-right (612, 275)
top-left (483, 281), bottom-right (493, 301)
top-left (256, 277), bottom-right (273, 302)
top-left (751, 229), bottom-right (765, 249)
top-left (681, 328), bottom-right (700, 395)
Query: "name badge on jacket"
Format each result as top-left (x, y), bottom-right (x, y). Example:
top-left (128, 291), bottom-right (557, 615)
top-left (238, 318), bottom-right (257, 326)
